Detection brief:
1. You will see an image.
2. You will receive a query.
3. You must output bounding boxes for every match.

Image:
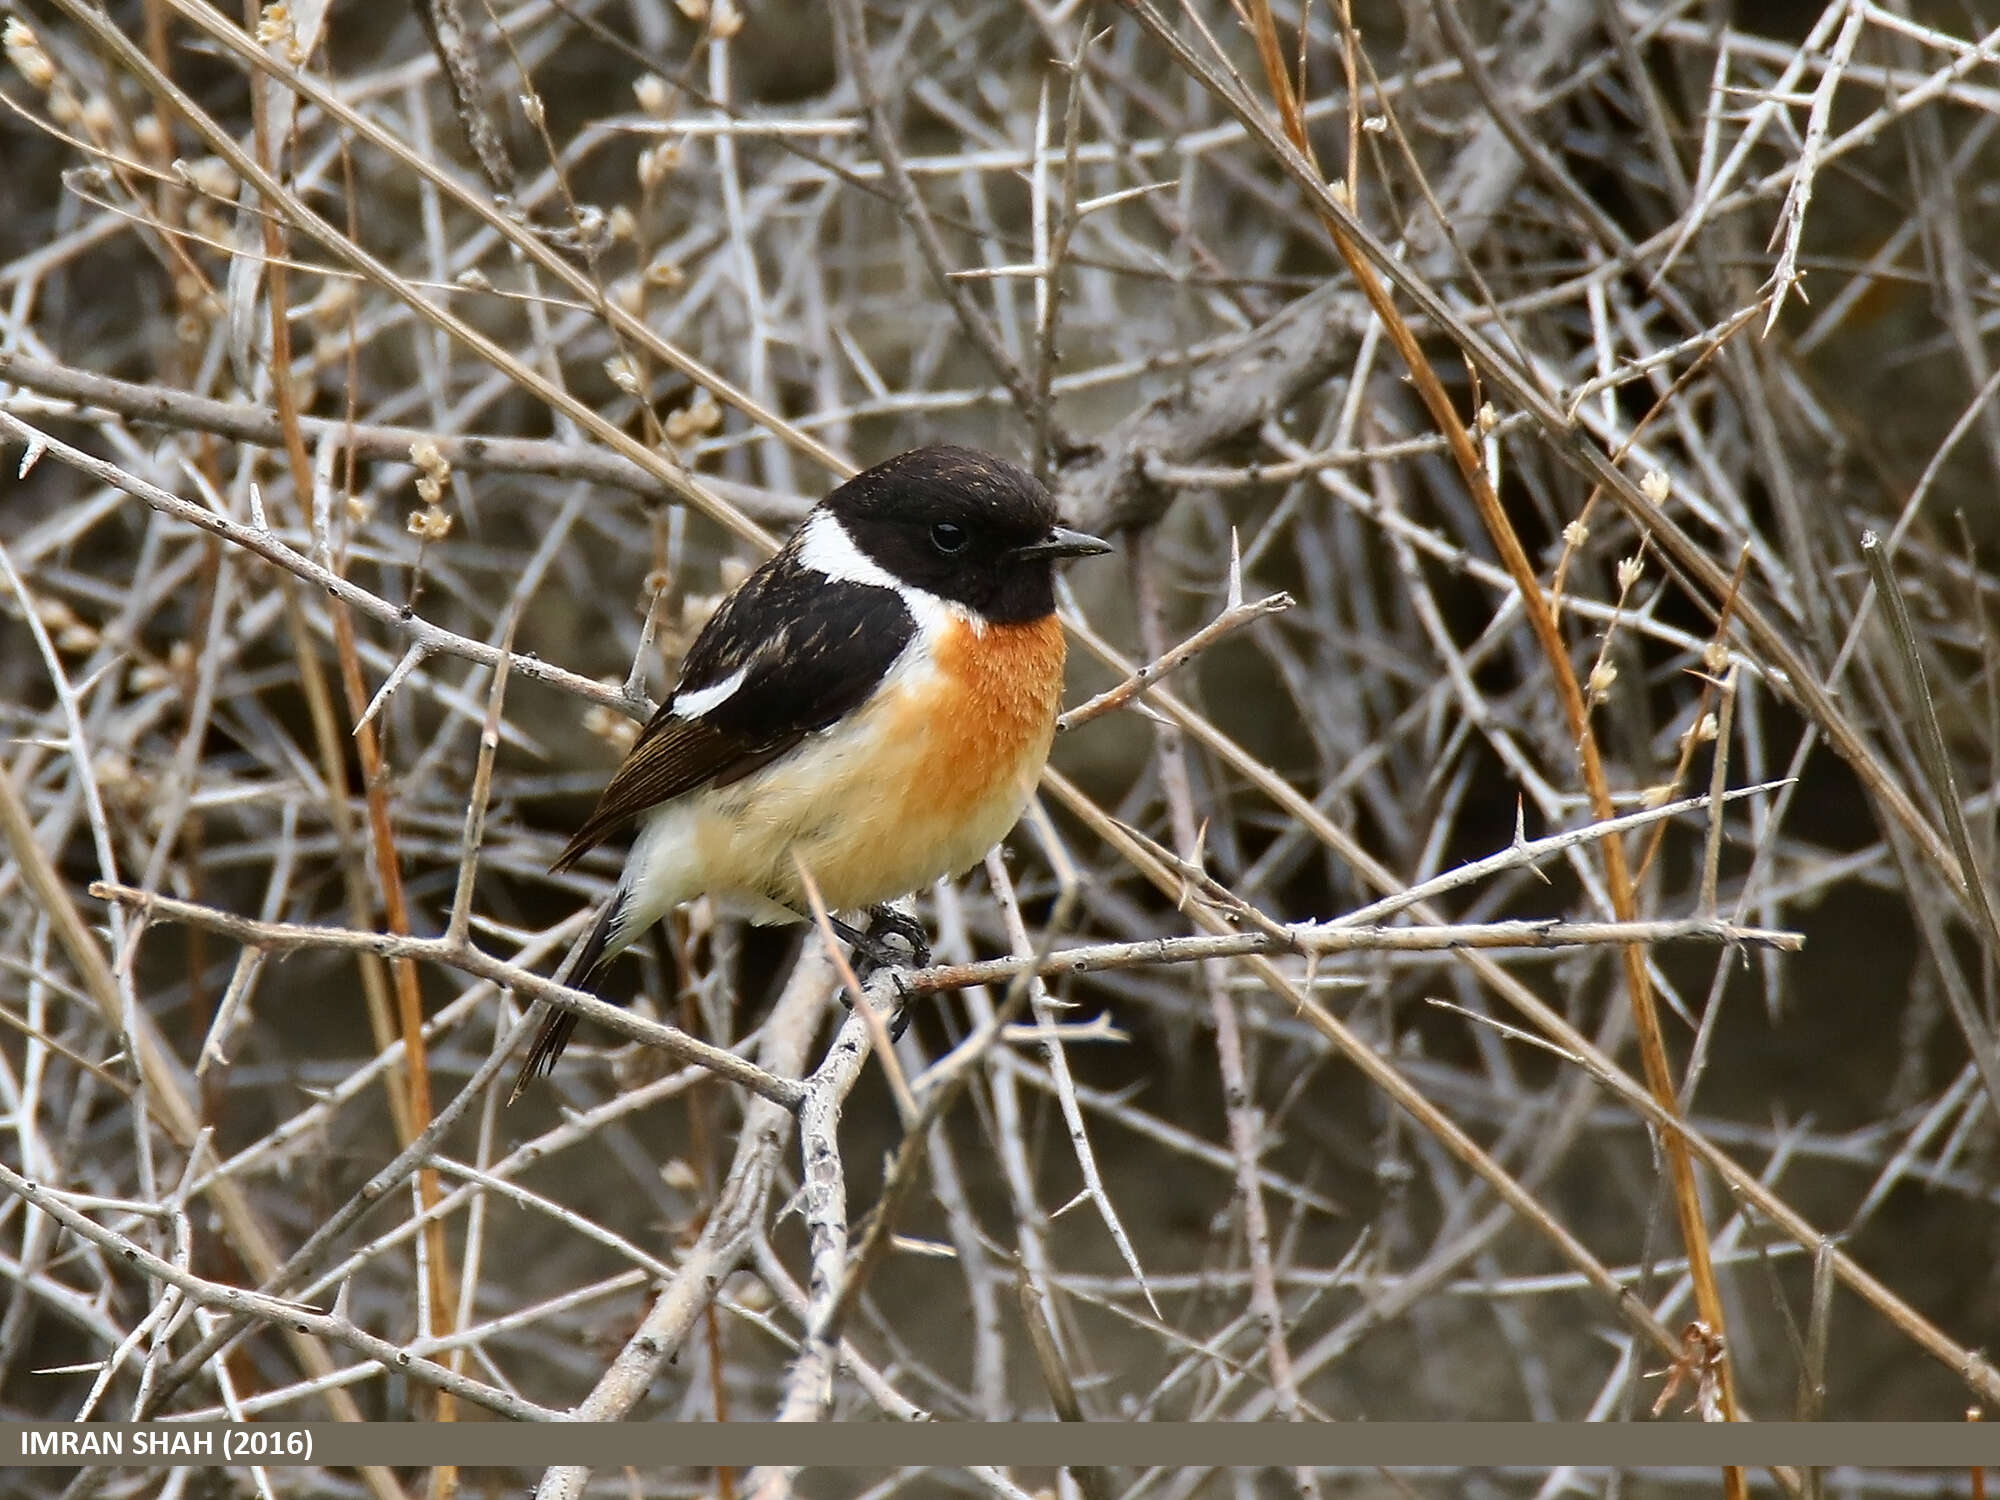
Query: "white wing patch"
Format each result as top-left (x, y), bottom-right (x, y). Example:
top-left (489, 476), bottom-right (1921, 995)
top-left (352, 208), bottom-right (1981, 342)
top-left (671, 665), bottom-right (749, 720)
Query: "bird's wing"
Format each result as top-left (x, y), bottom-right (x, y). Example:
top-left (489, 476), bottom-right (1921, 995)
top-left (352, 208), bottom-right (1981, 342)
top-left (549, 550), bottom-right (916, 873)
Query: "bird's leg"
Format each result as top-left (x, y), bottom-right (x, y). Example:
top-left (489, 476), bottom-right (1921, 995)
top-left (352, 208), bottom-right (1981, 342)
top-left (790, 902), bottom-right (924, 1026)
top-left (786, 904), bottom-right (926, 1042)
top-left (853, 906), bottom-right (930, 1043)
top-left (812, 910), bottom-right (895, 967)
top-left (861, 904), bottom-right (932, 969)
top-left (788, 904), bottom-right (928, 971)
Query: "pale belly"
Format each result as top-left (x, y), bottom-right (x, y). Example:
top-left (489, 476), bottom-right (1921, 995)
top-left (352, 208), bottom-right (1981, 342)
top-left (702, 707), bottom-right (1050, 915)
top-left (621, 613), bottom-right (1064, 931)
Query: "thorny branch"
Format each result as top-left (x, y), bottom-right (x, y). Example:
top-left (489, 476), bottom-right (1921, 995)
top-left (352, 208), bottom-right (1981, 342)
top-left (5, 2), bottom-right (2000, 1493)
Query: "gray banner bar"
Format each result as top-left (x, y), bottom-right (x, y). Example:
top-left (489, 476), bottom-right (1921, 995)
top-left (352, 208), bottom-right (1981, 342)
top-left (7, 1423), bottom-right (2000, 1468)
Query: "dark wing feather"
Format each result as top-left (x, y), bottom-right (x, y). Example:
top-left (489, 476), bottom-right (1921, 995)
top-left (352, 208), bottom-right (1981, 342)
top-left (549, 713), bottom-right (740, 872)
top-left (549, 544), bottom-right (915, 874)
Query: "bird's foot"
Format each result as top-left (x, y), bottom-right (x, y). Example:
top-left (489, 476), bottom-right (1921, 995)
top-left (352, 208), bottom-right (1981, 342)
top-left (832, 906), bottom-right (928, 1043)
top-left (860, 904), bottom-right (932, 971)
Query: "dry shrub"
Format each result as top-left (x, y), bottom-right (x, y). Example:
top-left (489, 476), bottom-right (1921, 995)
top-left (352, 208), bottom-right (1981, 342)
top-left (2, 1), bottom-right (1998, 1494)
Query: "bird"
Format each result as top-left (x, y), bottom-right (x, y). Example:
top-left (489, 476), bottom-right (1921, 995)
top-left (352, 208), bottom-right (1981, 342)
top-left (511, 444), bottom-right (1112, 1097)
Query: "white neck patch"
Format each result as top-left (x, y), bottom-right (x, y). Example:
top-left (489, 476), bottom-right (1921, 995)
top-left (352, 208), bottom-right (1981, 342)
top-left (794, 510), bottom-right (972, 637)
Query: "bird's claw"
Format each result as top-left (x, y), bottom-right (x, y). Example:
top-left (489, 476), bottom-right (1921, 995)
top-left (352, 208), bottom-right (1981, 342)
top-left (859, 905), bottom-right (931, 970)
top-left (839, 906), bottom-right (929, 1042)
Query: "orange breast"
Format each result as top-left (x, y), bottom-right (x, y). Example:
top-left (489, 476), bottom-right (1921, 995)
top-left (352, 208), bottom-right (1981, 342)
top-left (784, 612), bottom-right (1065, 910)
top-left (742, 611), bottom-right (1068, 913)
top-left (904, 613), bottom-right (1066, 813)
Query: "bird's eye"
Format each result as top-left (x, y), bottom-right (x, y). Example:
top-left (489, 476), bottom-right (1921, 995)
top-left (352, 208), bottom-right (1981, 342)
top-left (930, 522), bottom-right (968, 554)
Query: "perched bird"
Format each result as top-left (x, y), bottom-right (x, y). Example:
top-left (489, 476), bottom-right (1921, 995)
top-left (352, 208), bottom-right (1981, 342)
top-left (512, 445), bottom-right (1111, 1095)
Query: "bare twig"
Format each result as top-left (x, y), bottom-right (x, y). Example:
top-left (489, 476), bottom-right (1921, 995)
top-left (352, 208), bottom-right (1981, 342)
top-left (7, 0), bottom-right (2000, 1470)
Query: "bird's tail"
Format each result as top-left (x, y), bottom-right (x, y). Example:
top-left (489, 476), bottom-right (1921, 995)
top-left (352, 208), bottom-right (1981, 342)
top-left (507, 892), bottom-right (624, 1103)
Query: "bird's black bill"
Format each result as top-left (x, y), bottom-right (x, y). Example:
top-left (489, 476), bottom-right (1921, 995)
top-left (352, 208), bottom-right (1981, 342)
top-left (1014, 526), bottom-right (1113, 560)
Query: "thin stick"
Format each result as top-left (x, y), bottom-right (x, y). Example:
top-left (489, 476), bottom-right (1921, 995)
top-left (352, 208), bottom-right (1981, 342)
top-left (0, 1159), bottom-right (561, 1422)
top-left (0, 347), bottom-right (805, 519)
top-left (447, 610), bottom-right (517, 946)
top-left (89, 881), bottom-right (803, 1108)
